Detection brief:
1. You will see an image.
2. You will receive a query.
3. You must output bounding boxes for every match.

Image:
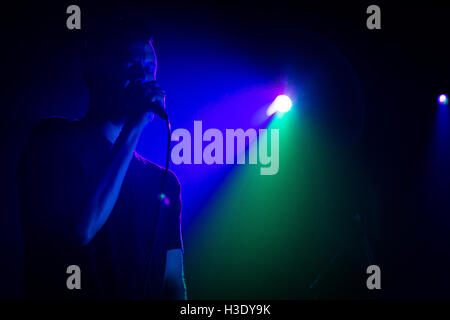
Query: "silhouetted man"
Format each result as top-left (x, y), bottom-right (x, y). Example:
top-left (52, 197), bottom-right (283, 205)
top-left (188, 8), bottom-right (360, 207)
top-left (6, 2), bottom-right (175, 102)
top-left (17, 20), bottom-right (186, 299)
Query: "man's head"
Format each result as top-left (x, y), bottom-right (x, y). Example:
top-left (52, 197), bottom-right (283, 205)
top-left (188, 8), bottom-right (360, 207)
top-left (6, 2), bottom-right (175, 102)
top-left (84, 20), bottom-right (157, 122)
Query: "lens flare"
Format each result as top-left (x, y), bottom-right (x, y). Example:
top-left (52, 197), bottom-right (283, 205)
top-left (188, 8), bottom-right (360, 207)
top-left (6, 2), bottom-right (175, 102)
top-left (159, 193), bottom-right (171, 206)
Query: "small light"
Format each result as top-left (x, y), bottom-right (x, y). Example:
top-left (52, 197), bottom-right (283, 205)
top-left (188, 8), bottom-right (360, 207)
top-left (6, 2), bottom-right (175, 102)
top-left (438, 94), bottom-right (448, 105)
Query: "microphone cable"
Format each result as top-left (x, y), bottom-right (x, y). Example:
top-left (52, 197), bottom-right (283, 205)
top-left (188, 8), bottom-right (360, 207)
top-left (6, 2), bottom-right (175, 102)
top-left (142, 115), bottom-right (172, 298)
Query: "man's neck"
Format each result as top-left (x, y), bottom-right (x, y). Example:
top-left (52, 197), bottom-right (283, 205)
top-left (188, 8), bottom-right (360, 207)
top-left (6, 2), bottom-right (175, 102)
top-left (87, 94), bottom-right (126, 144)
top-left (100, 119), bottom-right (124, 145)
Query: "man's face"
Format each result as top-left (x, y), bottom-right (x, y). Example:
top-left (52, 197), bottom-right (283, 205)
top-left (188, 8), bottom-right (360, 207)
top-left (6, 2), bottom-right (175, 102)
top-left (122, 40), bottom-right (157, 84)
top-left (90, 39), bottom-right (157, 120)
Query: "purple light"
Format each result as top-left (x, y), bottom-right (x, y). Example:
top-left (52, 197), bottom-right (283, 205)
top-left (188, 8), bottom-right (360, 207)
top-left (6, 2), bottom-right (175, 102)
top-left (438, 94), bottom-right (448, 105)
top-left (159, 193), bottom-right (171, 206)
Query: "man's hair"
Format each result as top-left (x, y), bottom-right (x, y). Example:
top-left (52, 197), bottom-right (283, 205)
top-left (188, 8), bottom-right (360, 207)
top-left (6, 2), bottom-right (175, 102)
top-left (84, 17), bottom-right (153, 67)
top-left (81, 14), bottom-right (154, 97)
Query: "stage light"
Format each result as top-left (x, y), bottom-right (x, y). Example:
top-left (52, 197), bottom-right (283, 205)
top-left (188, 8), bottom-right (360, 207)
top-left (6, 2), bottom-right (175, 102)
top-left (266, 95), bottom-right (292, 116)
top-left (438, 94), bottom-right (448, 105)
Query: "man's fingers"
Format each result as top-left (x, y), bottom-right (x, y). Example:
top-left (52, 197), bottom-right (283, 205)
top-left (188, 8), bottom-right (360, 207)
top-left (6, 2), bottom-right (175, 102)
top-left (142, 83), bottom-right (165, 94)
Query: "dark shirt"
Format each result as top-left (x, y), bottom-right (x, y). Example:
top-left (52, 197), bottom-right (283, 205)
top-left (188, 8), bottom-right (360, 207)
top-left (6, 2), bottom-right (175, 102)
top-left (17, 118), bottom-right (182, 299)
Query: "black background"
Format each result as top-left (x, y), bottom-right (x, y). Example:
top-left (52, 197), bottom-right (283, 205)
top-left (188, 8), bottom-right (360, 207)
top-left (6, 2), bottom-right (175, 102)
top-left (1, 0), bottom-right (450, 299)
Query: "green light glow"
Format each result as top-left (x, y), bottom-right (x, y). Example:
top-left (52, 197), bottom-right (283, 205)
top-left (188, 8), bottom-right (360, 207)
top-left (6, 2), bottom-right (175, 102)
top-left (184, 105), bottom-right (372, 299)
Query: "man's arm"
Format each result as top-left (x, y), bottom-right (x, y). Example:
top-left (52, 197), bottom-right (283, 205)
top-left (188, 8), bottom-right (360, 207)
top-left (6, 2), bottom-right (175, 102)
top-left (163, 249), bottom-right (187, 300)
top-left (74, 115), bottom-right (148, 245)
top-left (17, 82), bottom-right (166, 246)
top-left (18, 115), bottom-right (151, 247)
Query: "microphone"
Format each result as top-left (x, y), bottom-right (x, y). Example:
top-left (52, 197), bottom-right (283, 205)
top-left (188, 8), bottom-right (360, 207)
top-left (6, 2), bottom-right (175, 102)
top-left (126, 65), bottom-right (168, 120)
top-left (142, 80), bottom-right (168, 120)
top-left (137, 80), bottom-right (168, 120)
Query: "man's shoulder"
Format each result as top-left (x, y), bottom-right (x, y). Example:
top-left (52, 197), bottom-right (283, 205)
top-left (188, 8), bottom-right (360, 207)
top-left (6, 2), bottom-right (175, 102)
top-left (17, 118), bottom-right (80, 179)
top-left (36, 117), bottom-right (72, 128)
top-left (29, 117), bottom-right (79, 142)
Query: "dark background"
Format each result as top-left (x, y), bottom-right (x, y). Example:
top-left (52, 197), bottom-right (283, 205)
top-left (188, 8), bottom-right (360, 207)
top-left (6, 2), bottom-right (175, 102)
top-left (1, 0), bottom-right (449, 299)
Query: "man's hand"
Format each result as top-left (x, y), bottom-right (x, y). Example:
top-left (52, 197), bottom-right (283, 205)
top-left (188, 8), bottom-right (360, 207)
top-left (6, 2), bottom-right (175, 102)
top-left (125, 80), bottom-right (167, 123)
